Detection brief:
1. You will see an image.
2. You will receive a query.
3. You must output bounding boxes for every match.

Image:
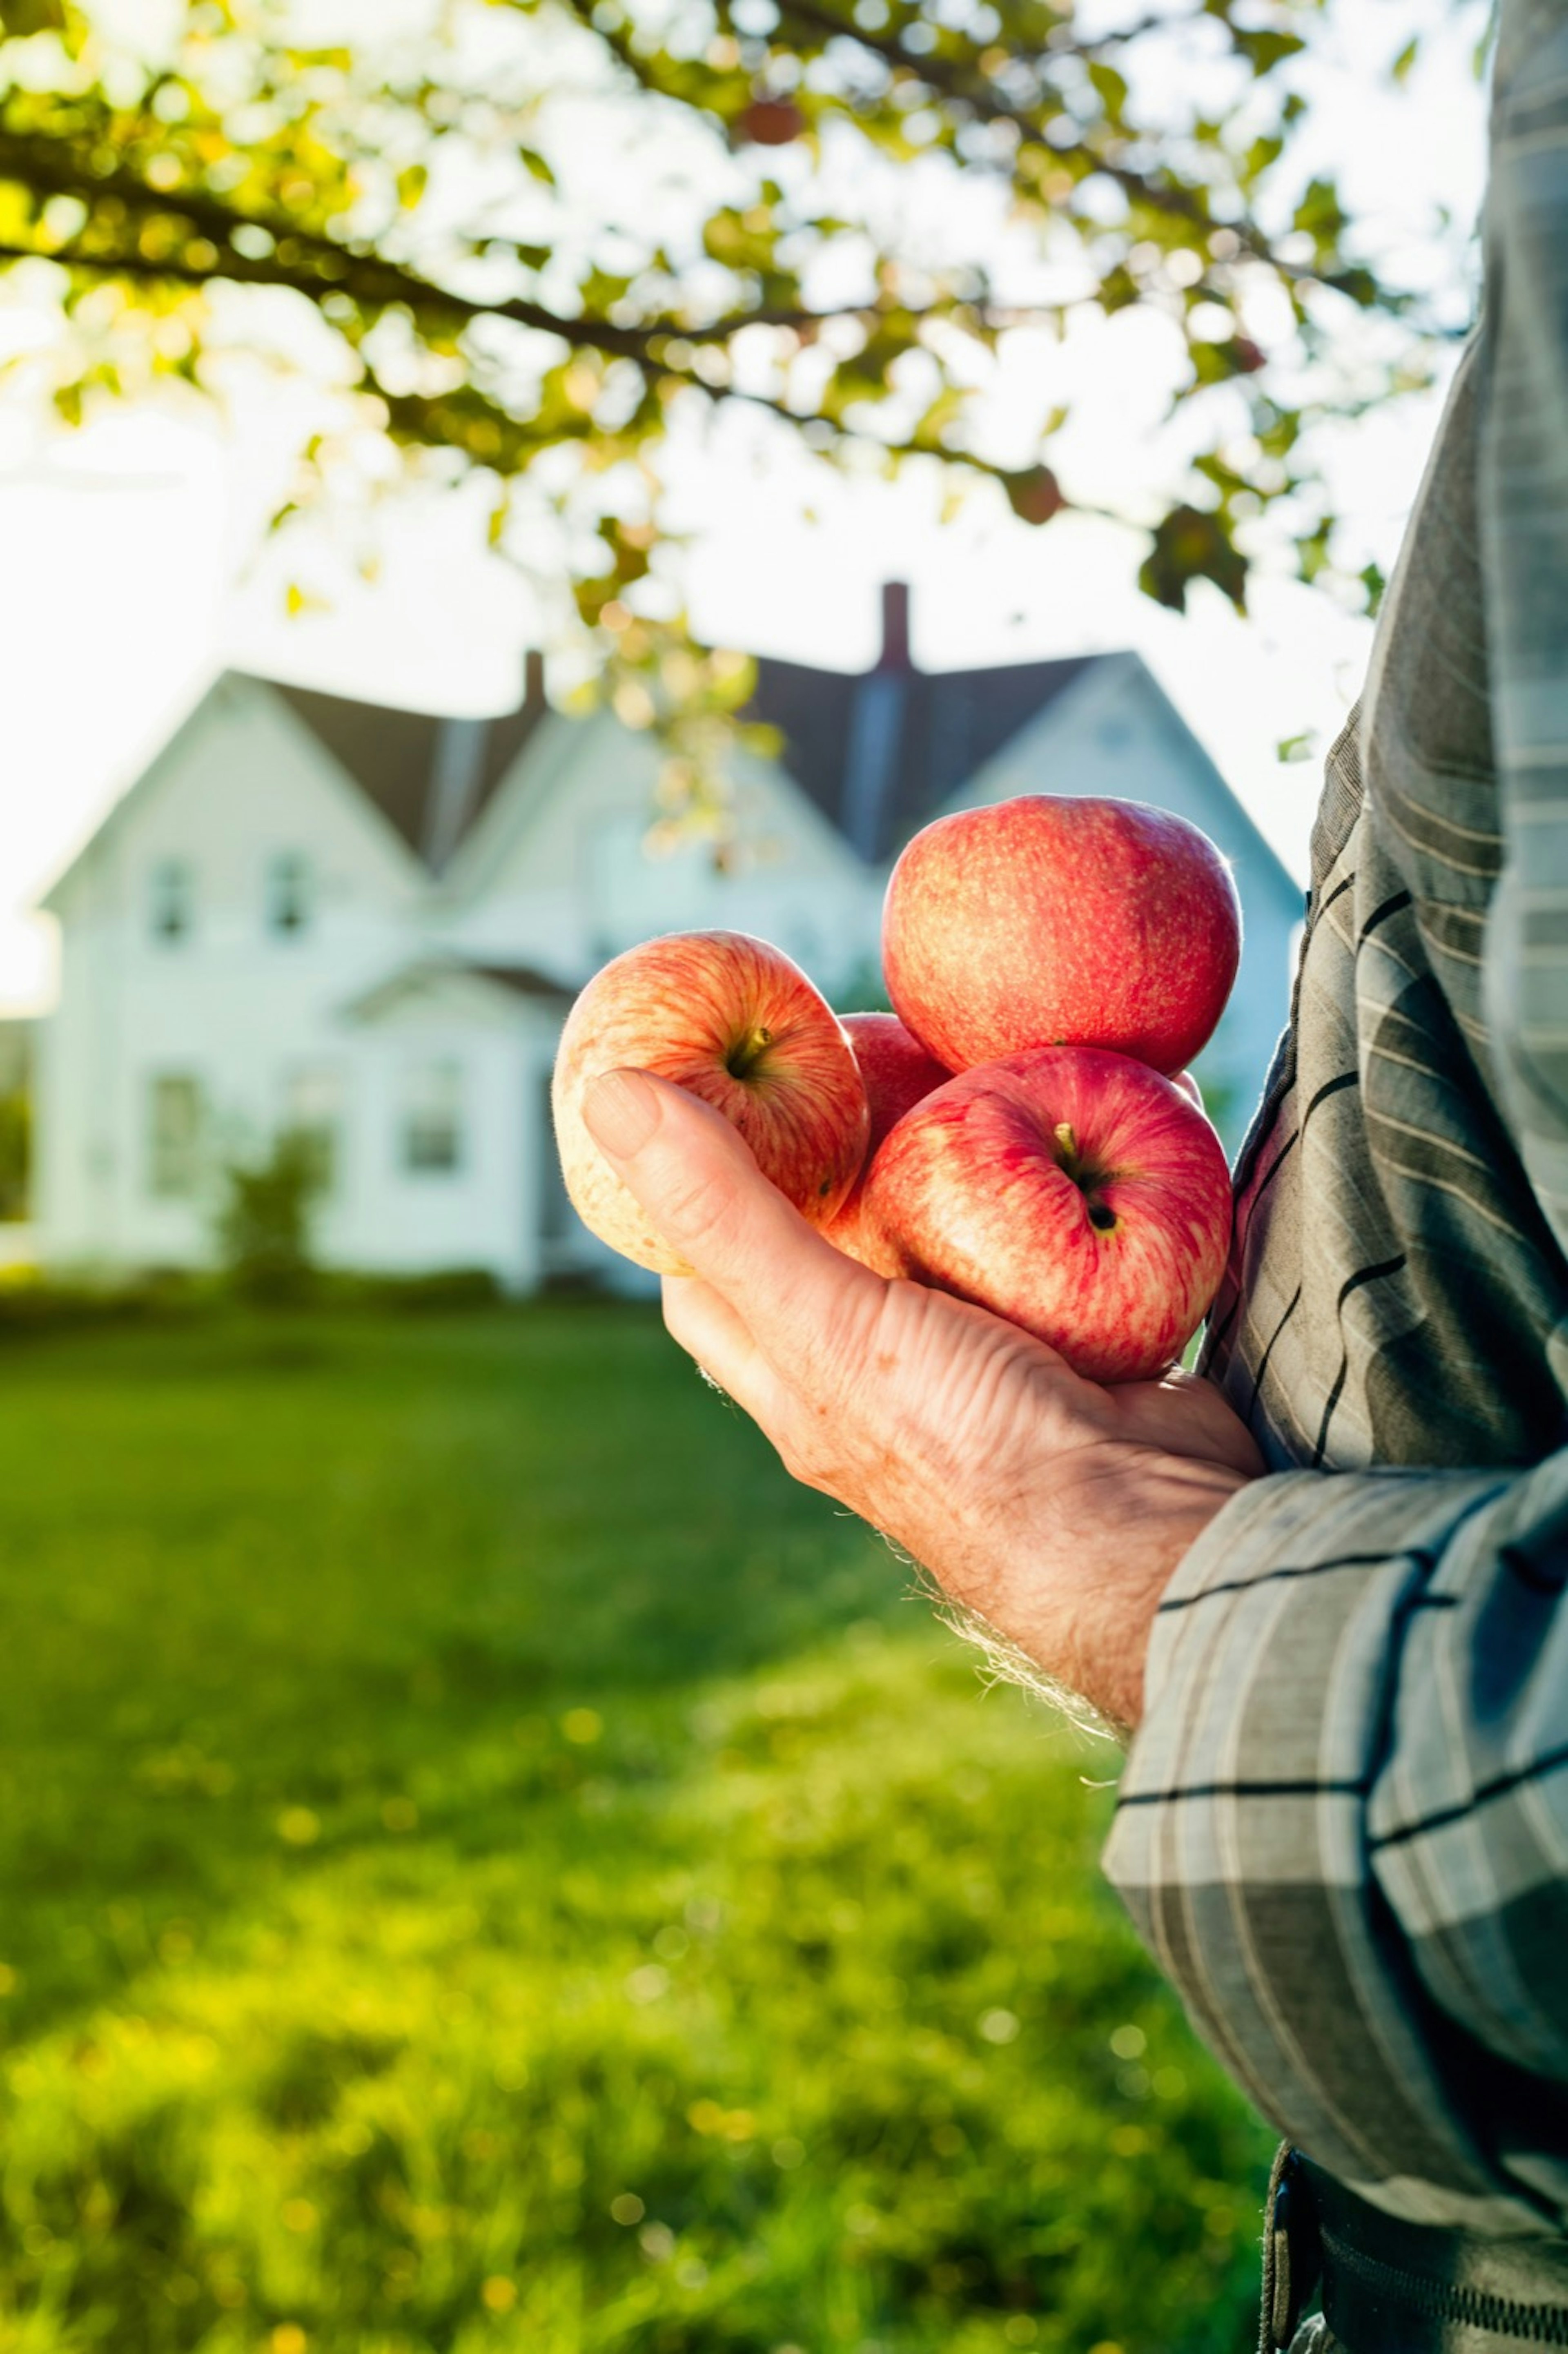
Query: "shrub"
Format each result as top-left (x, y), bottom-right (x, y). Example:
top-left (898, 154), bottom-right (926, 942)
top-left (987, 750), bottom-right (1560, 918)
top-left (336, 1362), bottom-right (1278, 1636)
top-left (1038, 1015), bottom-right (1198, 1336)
top-left (216, 1130), bottom-right (323, 1305)
top-left (0, 1086), bottom-right (28, 1222)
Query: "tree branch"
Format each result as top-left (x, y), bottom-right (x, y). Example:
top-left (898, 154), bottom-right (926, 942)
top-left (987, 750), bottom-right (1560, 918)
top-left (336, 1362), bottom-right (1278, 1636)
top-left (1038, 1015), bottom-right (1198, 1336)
top-left (0, 131), bottom-right (930, 355)
top-left (0, 229), bottom-right (1099, 525)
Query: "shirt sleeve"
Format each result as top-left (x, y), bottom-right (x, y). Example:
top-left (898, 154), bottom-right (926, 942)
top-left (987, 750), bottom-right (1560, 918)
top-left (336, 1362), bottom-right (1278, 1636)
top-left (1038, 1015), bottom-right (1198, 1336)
top-left (1102, 12), bottom-right (1568, 2235)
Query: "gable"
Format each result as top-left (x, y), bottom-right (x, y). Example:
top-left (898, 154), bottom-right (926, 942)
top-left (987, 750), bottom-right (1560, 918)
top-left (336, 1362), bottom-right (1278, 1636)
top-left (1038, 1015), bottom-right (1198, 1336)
top-left (443, 706), bottom-right (868, 912)
top-left (270, 666), bottom-right (547, 873)
top-left (41, 658), bottom-right (551, 921)
top-left (941, 654), bottom-right (1300, 920)
top-left (43, 673), bottom-right (429, 923)
top-left (40, 678), bottom-right (217, 915)
top-left (747, 650), bottom-right (1100, 862)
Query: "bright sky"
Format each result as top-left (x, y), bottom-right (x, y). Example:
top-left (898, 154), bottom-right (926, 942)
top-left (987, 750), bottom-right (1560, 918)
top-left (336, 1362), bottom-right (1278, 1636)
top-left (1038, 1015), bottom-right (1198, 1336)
top-left (0, 0), bottom-right (1490, 1013)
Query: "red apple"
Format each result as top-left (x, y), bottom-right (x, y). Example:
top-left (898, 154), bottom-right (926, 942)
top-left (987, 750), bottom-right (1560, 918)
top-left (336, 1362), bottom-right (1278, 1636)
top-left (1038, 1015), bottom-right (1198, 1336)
top-left (882, 795), bottom-right (1241, 1077)
top-left (552, 931), bottom-right (870, 1275)
top-left (821, 1012), bottom-right (953, 1268)
top-left (860, 1044), bottom-right (1232, 1383)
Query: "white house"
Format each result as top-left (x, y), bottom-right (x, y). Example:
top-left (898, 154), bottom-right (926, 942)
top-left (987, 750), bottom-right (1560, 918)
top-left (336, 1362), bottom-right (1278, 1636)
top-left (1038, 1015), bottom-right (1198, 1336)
top-left (34, 585), bottom-right (1301, 1289)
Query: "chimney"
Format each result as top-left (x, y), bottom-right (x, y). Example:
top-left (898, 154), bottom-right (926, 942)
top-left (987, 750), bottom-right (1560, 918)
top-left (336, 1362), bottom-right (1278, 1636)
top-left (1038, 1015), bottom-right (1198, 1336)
top-left (522, 647), bottom-right (546, 709)
top-left (879, 580), bottom-right (912, 672)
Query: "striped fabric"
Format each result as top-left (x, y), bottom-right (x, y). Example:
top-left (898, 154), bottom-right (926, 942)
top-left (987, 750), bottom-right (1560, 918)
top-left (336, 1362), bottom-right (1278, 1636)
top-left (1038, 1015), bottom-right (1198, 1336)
top-left (1102, 0), bottom-right (1568, 2240)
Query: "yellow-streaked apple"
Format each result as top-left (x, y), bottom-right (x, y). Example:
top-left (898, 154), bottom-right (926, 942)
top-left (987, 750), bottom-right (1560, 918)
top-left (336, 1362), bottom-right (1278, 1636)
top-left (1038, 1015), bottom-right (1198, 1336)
top-left (552, 931), bottom-right (870, 1275)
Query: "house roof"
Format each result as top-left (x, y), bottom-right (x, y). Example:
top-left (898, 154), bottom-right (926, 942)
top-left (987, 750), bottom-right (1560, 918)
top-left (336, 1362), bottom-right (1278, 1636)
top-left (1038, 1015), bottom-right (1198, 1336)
top-left (741, 592), bottom-right (1107, 862)
top-left (468, 961), bottom-right (576, 1001)
top-left (747, 648), bottom-right (1100, 863)
top-left (269, 653), bottom-right (550, 874)
top-left (341, 955), bottom-right (576, 1025)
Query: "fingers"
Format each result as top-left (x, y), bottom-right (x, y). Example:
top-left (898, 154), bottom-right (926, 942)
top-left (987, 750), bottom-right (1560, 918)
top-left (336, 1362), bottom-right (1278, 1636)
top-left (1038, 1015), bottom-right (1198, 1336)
top-left (663, 1276), bottom-right (863, 1494)
top-left (584, 1069), bottom-right (886, 1387)
top-left (661, 1275), bottom-right (784, 1424)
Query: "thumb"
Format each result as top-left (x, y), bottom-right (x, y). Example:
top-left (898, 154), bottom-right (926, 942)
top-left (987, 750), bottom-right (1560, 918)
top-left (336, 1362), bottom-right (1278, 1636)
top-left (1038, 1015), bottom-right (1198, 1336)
top-left (583, 1067), bottom-right (807, 1276)
top-left (581, 1068), bottom-right (664, 1159)
top-left (583, 1069), bottom-right (884, 1371)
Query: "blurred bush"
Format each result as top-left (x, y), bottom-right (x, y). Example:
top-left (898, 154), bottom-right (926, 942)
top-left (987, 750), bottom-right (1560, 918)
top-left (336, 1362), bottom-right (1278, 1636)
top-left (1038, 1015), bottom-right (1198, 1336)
top-left (0, 1268), bottom-right (504, 1340)
top-left (0, 1083), bottom-right (28, 1223)
top-left (216, 1132), bottom-right (324, 1307)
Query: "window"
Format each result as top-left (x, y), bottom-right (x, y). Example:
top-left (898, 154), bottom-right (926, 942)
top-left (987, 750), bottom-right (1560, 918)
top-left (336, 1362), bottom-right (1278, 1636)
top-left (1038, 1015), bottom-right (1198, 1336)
top-left (401, 1060), bottom-right (464, 1175)
top-left (281, 1066), bottom-right (343, 1193)
top-left (147, 1075), bottom-right (205, 1198)
top-left (149, 859), bottom-right (194, 945)
top-left (267, 852), bottom-right (312, 938)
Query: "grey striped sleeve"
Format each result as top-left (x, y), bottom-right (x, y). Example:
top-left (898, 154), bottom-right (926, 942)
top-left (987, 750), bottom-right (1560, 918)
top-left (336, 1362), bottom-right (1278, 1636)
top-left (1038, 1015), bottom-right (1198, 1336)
top-left (1483, 0), bottom-right (1568, 1265)
top-left (1103, 1), bottom-right (1568, 2230)
top-left (1104, 1458), bottom-right (1568, 2229)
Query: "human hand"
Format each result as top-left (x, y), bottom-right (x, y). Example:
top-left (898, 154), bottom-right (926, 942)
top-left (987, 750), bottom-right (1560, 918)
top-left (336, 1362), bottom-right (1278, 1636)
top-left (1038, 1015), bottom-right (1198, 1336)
top-left (584, 1068), bottom-right (1263, 1735)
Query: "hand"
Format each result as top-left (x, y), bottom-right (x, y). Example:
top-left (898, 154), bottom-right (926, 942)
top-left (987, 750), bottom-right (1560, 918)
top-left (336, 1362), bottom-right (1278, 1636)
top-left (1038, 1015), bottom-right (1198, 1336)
top-left (584, 1068), bottom-right (1263, 1735)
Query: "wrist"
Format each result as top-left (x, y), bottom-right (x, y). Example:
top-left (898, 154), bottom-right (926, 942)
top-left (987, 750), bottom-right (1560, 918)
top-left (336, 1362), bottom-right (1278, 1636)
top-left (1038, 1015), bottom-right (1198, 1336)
top-left (1041, 1453), bottom-right (1253, 1737)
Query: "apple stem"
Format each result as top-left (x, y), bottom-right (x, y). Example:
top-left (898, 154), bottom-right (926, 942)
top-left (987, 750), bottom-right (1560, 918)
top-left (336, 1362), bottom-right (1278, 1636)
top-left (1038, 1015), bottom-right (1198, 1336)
top-left (1053, 1121), bottom-right (1077, 1161)
top-left (726, 1024), bottom-right (775, 1080)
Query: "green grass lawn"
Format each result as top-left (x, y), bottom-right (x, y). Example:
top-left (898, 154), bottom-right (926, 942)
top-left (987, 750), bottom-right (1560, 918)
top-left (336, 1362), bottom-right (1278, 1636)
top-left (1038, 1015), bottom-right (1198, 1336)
top-left (0, 1305), bottom-right (1270, 2354)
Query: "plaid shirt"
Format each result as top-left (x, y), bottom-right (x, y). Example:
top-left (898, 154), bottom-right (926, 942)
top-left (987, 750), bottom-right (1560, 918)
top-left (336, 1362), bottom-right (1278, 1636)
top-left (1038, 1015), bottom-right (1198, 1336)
top-left (1103, 0), bottom-right (1568, 2238)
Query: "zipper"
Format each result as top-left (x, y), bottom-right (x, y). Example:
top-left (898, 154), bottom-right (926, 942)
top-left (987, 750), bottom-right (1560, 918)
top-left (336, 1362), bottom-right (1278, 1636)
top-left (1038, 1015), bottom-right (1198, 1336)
top-left (1324, 2227), bottom-right (1568, 2347)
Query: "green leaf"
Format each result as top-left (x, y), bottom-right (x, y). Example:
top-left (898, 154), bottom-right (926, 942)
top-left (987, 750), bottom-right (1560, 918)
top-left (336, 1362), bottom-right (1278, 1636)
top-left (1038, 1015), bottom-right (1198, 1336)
top-left (1231, 27), bottom-right (1304, 74)
top-left (1138, 504), bottom-right (1248, 615)
top-left (1293, 176), bottom-right (1346, 241)
top-left (1293, 518), bottom-right (1332, 583)
top-left (1391, 35), bottom-right (1419, 84)
top-left (0, 0), bottom-right (66, 31)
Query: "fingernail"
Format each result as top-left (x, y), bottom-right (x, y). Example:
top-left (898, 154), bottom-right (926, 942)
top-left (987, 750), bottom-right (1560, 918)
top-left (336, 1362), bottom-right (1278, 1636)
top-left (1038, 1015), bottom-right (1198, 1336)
top-left (583, 1068), bottom-right (660, 1157)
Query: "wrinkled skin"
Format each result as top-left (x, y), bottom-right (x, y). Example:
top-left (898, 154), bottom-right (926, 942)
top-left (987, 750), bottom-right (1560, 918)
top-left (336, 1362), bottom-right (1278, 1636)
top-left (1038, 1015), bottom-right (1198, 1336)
top-left (585, 1068), bottom-right (1263, 1736)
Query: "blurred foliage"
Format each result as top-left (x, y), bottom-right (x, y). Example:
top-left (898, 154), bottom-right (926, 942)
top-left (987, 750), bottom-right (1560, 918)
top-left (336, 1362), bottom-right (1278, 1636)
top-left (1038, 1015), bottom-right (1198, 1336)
top-left (0, 1306), bottom-right (1272, 2350)
top-left (830, 956), bottom-right (895, 1015)
top-left (0, 0), bottom-right (1459, 816)
top-left (216, 1128), bottom-right (323, 1306)
top-left (0, 1083), bottom-right (28, 1220)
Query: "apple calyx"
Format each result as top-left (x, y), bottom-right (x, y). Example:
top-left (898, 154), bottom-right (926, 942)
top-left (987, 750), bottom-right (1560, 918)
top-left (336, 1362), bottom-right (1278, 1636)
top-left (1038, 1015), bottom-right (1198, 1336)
top-left (726, 1023), bottom-right (777, 1080)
